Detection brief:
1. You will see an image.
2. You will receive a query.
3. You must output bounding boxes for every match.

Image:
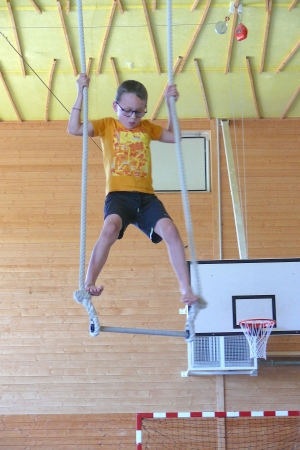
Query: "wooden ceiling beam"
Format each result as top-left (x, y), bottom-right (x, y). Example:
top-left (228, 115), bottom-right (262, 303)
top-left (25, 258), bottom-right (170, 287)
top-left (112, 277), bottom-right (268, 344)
top-left (276, 38), bottom-right (300, 73)
top-left (97, 0), bottom-right (117, 75)
top-left (280, 84), bottom-right (300, 119)
top-left (0, 66), bottom-right (22, 121)
top-left (260, 0), bottom-right (272, 74)
top-left (152, 0), bottom-right (157, 12)
top-left (6, 1), bottom-right (26, 77)
top-left (45, 59), bottom-right (57, 122)
top-left (225, 0), bottom-right (239, 75)
top-left (86, 57), bottom-right (93, 77)
top-left (288, 0), bottom-right (298, 11)
top-left (57, 1), bottom-right (77, 76)
top-left (151, 56), bottom-right (182, 120)
top-left (246, 57), bottom-right (260, 119)
top-left (29, 0), bottom-right (42, 14)
top-left (178, 0), bottom-right (212, 74)
top-left (190, 0), bottom-right (201, 13)
top-left (194, 59), bottom-right (210, 120)
top-left (117, 0), bottom-right (124, 14)
top-left (110, 57), bottom-right (120, 86)
top-left (141, 0), bottom-right (161, 75)
top-left (66, 0), bottom-right (70, 15)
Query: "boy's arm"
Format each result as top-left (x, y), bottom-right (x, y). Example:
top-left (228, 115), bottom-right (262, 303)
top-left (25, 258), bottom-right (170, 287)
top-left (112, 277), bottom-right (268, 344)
top-left (67, 73), bottom-right (94, 137)
top-left (159, 84), bottom-right (180, 144)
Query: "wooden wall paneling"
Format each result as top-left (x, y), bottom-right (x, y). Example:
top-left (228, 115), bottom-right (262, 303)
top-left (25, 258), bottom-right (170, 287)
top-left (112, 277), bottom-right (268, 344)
top-left (1, 119), bottom-right (300, 446)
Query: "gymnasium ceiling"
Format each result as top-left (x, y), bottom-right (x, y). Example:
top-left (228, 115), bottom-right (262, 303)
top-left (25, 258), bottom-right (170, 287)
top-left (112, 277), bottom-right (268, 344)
top-left (0, 0), bottom-right (300, 122)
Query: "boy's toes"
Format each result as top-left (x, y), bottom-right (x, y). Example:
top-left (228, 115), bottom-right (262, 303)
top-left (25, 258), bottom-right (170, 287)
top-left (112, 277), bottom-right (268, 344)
top-left (86, 285), bottom-right (104, 296)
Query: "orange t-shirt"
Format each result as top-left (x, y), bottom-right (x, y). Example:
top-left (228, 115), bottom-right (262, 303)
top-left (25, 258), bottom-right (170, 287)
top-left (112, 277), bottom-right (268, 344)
top-left (91, 118), bottom-right (163, 195)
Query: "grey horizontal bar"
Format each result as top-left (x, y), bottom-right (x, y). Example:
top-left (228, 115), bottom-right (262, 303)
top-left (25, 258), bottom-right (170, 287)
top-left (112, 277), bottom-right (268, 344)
top-left (100, 326), bottom-right (186, 338)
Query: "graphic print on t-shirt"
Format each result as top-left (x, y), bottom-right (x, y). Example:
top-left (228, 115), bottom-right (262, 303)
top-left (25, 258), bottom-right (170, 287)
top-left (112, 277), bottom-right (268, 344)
top-left (111, 130), bottom-right (150, 177)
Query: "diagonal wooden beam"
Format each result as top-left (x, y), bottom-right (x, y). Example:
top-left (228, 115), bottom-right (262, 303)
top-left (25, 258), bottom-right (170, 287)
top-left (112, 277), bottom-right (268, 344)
top-left (97, 0), bottom-right (117, 75)
top-left (225, 0), bottom-right (239, 75)
top-left (57, 1), bottom-right (77, 76)
top-left (46, 59), bottom-right (57, 122)
top-left (194, 59), bottom-right (210, 120)
top-left (289, 0), bottom-right (298, 10)
top-left (151, 56), bottom-right (182, 120)
top-left (246, 57), bottom-right (260, 119)
top-left (6, 1), bottom-right (26, 77)
top-left (177, 0), bottom-right (212, 74)
top-left (110, 57), bottom-right (120, 86)
top-left (116, 0), bottom-right (124, 14)
top-left (29, 0), bottom-right (42, 14)
top-left (86, 57), bottom-right (93, 76)
top-left (141, 0), bottom-right (161, 74)
top-left (260, 0), bottom-right (272, 73)
top-left (0, 66), bottom-right (22, 121)
top-left (190, 0), bottom-right (201, 12)
top-left (280, 84), bottom-right (300, 119)
top-left (276, 38), bottom-right (300, 73)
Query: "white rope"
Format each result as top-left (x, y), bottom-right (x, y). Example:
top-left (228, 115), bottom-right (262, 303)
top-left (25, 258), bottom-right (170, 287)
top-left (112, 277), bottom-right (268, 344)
top-left (73, 0), bottom-right (100, 337)
top-left (166, 0), bottom-right (205, 343)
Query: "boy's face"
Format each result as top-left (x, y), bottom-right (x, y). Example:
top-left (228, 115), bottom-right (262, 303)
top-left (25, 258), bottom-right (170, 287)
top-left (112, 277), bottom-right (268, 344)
top-left (113, 93), bottom-right (147, 129)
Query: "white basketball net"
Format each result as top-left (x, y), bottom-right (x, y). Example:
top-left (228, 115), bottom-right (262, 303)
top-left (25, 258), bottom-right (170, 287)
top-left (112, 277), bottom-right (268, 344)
top-left (239, 319), bottom-right (275, 359)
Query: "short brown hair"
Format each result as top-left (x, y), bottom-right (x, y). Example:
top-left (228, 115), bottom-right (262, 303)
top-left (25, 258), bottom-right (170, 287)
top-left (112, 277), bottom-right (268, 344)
top-left (115, 80), bottom-right (148, 103)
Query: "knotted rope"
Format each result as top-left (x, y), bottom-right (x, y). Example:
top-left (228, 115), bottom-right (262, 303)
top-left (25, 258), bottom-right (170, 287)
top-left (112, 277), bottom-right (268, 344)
top-left (73, 0), bottom-right (100, 337)
top-left (166, 0), bottom-right (205, 342)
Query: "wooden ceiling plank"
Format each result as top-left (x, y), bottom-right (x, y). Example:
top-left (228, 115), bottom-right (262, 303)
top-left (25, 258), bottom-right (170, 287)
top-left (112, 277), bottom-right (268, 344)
top-left (194, 59), bottom-right (210, 120)
top-left (110, 57), bottom-right (120, 86)
top-left (178, 0), bottom-right (212, 74)
top-left (276, 38), bottom-right (300, 73)
top-left (86, 58), bottom-right (93, 77)
top-left (260, 0), bottom-right (272, 74)
top-left (141, 0), bottom-right (161, 75)
top-left (117, 0), bottom-right (124, 14)
top-left (246, 57), bottom-right (260, 119)
top-left (97, 0), bottom-right (117, 75)
top-left (0, 67), bottom-right (22, 121)
top-left (190, 0), bottom-right (201, 13)
top-left (57, 1), bottom-right (78, 76)
top-left (151, 56), bottom-right (182, 120)
top-left (6, 1), bottom-right (26, 77)
top-left (225, 0), bottom-right (239, 75)
top-left (45, 59), bottom-right (57, 122)
top-left (280, 84), bottom-right (300, 119)
top-left (288, 0), bottom-right (298, 11)
top-left (29, 0), bottom-right (42, 14)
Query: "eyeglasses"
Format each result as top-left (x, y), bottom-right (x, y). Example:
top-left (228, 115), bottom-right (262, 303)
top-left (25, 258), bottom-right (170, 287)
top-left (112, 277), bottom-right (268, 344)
top-left (115, 102), bottom-right (147, 118)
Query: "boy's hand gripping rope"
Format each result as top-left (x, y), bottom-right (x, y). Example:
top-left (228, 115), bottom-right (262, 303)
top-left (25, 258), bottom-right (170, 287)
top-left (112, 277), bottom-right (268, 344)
top-left (167, 0), bottom-right (206, 343)
top-left (73, 0), bottom-right (100, 337)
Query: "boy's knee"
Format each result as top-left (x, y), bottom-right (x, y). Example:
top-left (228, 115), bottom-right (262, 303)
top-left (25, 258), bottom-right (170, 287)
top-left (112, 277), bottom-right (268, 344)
top-left (102, 217), bottom-right (122, 240)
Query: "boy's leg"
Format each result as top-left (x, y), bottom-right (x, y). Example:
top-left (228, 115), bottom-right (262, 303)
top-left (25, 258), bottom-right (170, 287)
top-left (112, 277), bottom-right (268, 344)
top-left (154, 217), bottom-right (199, 306)
top-left (85, 214), bottom-right (122, 296)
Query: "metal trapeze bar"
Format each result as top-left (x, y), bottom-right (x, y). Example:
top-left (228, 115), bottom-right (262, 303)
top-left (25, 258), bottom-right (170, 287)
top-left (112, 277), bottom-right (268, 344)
top-left (100, 326), bottom-right (186, 338)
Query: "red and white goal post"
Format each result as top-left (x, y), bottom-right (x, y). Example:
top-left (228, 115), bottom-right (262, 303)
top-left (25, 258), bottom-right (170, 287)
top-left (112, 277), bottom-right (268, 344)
top-left (136, 410), bottom-right (300, 450)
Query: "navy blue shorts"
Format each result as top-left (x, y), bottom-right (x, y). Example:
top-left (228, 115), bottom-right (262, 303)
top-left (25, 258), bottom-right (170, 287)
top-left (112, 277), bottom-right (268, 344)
top-left (104, 191), bottom-right (172, 244)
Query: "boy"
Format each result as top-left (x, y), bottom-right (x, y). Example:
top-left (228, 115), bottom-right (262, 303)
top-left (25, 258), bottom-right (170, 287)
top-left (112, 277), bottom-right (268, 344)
top-left (68, 74), bottom-right (202, 310)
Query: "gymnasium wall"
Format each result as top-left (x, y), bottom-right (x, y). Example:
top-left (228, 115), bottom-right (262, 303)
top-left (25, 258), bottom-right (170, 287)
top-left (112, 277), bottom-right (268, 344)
top-left (0, 119), bottom-right (299, 448)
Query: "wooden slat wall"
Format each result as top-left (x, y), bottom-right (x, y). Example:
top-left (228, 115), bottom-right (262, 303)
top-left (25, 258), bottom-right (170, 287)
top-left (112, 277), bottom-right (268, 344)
top-left (0, 119), bottom-right (300, 448)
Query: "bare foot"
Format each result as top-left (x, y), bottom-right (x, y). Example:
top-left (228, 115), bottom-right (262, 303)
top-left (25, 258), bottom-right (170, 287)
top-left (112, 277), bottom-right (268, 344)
top-left (86, 285), bottom-right (104, 296)
top-left (181, 293), bottom-right (199, 306)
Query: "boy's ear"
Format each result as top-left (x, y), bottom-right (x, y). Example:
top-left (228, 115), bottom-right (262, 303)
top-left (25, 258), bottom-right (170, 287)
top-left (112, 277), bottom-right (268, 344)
top-left (112, 101), bottom-right (118, 112)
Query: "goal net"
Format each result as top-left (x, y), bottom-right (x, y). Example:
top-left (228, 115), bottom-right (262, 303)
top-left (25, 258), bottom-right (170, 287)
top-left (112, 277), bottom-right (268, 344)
top-left (136, 411), bottom-right (300, 449)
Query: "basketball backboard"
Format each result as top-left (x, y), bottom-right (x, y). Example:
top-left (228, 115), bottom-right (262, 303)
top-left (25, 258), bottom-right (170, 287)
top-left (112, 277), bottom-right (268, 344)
top-left (189, 258), bottom-right (300, 336)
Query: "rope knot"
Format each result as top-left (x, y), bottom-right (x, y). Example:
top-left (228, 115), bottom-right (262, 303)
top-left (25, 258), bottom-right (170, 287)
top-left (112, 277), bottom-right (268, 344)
top-left (73, 290), bottom-right (101, 337)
